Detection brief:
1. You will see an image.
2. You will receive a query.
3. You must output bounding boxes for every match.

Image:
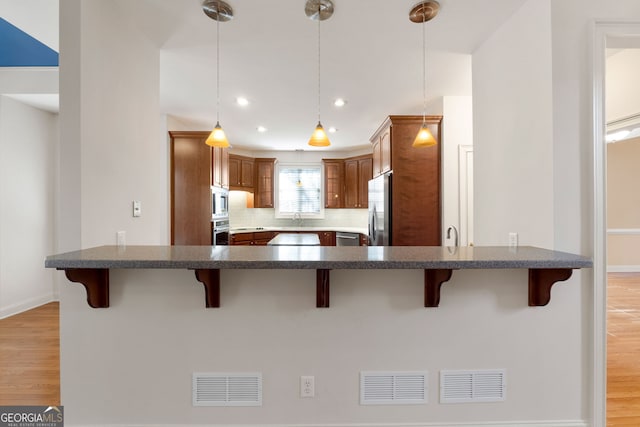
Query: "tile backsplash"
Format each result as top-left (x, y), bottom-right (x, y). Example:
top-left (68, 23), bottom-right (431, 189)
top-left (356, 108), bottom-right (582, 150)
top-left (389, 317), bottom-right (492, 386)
top-left (229, 191), bottom-right (368, 229)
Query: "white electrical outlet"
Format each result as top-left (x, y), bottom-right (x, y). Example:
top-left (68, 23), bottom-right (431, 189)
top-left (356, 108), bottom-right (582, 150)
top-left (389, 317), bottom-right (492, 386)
top-left (300, 376), bottom-right (315, 398)
top-left (116, 231), bottom-right (126, 246)
top-left (508, 232), bottom-right (518, 248)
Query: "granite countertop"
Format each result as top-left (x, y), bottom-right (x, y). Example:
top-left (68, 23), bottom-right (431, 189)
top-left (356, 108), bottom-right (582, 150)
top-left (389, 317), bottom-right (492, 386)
top-left (45, 245), bottom-right (592, 270)
top-left (230, 226), bottom-right (368, 235)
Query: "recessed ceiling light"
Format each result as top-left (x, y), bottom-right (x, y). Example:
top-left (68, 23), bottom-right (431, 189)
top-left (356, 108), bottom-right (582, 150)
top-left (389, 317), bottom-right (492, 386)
top-left (328, 127), bottom-right (337, 133)
top-left (333, 98), bottom-right (346, 107)
top-left (236, 97), bottom-right (250, 106)
top-left (257, 126), bottom-right (267, 132)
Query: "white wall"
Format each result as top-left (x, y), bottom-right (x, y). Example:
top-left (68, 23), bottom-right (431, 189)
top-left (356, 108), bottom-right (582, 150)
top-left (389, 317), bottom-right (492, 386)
top-left (473, 0), bottom-right (554, 248)
top-left (0, 96), bottom-right (57, 318)
top-left (441, 96), bottom-right (473, 246)
top-left (73, 1), bottom-right (166, 248)
top-left (606, 48), bottom-right (640, 122)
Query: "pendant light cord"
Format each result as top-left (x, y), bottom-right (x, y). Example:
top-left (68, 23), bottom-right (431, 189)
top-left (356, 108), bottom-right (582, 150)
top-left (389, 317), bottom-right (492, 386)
top-left (421, 11), bottom-right (426, 126)
top-left (317, 1), bottom-right (321, 123)
top-left (216, 0), bottom-right (221, 124)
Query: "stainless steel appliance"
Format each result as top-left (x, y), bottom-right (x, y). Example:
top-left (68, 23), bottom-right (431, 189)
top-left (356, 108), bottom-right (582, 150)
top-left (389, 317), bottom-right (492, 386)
top-left (212, 218), bottom-right (229, 245)
top-left (211, 186), bottom-right (229, 220)
top-left (336, 232), bottom-right (360, 246)
top-left (368, 172), bottom-right (391, 246)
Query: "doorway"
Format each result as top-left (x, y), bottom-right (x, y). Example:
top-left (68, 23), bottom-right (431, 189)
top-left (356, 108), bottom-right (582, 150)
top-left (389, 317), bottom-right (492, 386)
top-left (593, 22), bottom-right (640, 426)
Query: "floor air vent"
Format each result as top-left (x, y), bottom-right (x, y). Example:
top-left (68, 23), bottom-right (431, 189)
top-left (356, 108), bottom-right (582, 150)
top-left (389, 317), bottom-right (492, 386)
top-left (360, 371), bottom-right (428, 405)
top-left (192, 373), bottom-right (262, 407)
top-left (440, 369), bottom-right (506, 404)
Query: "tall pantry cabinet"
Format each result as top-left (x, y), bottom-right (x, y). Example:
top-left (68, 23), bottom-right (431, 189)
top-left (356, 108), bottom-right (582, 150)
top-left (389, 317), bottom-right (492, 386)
top-left (370, 115), bottom-right (442, 246)
top-left (170, 131), bottom-right (228, 245)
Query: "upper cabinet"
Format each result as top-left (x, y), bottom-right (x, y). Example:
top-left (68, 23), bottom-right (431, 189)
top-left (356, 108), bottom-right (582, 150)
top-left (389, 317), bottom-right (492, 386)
top-left (254, 158), bottom-right (276, 208)
top-left (229, 154), bottom-right (255, 191)
top-left (371, 127), bottom-right (392, 177)
top-left (323, 159), bottom-right (344, 208)
top-left (344, 155), bottom-right (372, 208)
top-left (212, 146), bottom-right (229, 188)
top-left (323, 155), bottom-right (372, 209)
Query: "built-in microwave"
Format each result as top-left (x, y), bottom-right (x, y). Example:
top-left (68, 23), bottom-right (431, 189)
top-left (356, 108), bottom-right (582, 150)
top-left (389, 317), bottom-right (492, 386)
top-left (211, 186), bottom-right (229, 220)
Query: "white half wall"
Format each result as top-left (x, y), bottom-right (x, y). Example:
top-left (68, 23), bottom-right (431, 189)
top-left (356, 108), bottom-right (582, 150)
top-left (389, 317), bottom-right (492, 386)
top-left (0, 95), bottom-right (57, 317)
top-left (472, 0), bottom-right (554, 248)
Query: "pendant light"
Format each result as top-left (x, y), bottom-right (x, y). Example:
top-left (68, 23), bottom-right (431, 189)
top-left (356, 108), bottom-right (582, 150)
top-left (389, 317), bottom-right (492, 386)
top-left (202, 0), bottom-right (233, 148)
top-left (306, 0), bottom-right (334, 147)
top-left (410, 1), bottom-right (439, 148)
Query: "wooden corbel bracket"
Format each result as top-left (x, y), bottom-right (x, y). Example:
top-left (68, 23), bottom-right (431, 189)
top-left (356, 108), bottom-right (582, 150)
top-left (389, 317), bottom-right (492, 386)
top-left (61, 268), bottom-right (110, 308)
top-left (194, 269), bottom-right (221, 308)
top-left (316, 269), bottom-right (331, 308)
top-left (528, 268), bottom-right (573, 306)
top-left (424, 269), bottom-right (454, 307)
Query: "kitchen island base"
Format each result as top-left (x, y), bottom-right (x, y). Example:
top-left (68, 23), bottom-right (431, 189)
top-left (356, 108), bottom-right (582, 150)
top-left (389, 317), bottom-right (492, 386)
top-left (51, 266), bottom-right (590, 425)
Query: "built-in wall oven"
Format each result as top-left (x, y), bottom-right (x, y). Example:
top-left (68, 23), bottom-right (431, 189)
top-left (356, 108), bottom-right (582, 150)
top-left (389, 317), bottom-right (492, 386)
top-left (212, 218), bottom-right (229, 246)
top-left (211, 186), bottom-right (230, 245)
top-left (211, 186), bottom-right (229, 220)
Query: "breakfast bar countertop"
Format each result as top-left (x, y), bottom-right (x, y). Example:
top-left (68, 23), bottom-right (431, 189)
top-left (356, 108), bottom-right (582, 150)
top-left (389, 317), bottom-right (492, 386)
top-left (44, 245), bottom-right (592, 309)
top-left (44, 245), bottom-right (592, 270)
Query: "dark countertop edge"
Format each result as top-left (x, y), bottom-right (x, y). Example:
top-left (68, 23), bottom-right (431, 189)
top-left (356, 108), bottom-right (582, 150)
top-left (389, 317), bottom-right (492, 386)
top-left (45, 260), bottom-right (593, 270)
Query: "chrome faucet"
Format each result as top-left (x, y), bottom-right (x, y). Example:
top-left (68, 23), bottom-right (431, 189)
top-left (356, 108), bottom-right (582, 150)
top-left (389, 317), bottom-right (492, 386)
top-left (293, 212), bottom-right (303, 226)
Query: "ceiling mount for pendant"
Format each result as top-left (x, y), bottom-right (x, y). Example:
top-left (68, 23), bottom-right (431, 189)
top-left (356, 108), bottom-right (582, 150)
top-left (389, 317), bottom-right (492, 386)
top-left (305, 0), bottom-right (334, 21)
top-left (202, 0), bottom-right (234, 22)
top-left (409, 0), bottom-right (440, 23)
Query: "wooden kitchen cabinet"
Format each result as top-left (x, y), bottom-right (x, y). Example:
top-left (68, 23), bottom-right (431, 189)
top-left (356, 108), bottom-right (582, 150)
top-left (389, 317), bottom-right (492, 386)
top-left (229, 154), bottom-right (255, 191)
top-left (323, 159), bottom-right (344, 208)
top-left (212, 146), bottom-right (229, 188)
top-left (230, 232), bottom-right (253, 245)
top-left (317, 231), bottom-right (336, 246)
top-left (253, 231), bottom-right (277, 245)
top-left (254, 158), bottom-right (276, 208)
top-left (230, 231), bottom-right (278, 245)
top-left (371, 127), bottom-right (391, 177)
top-left (344, 155), bottom-right (372, 208)
top-left (370, 115), bottom-right (442, 246)
top-left (169, 131), bottom-right (212, 245)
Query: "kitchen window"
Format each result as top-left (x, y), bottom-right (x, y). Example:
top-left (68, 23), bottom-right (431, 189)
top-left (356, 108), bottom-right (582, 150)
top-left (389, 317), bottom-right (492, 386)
top-left (275, 164), bottom-right (324, 218)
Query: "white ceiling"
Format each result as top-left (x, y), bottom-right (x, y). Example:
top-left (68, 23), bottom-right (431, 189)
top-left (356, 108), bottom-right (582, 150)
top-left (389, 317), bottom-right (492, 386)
top-left (2, 0), bottom-right (532, 151)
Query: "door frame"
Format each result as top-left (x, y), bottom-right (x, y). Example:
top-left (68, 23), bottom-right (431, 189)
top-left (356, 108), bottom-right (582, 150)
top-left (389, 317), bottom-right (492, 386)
top-left (458, 145), bottom-right (473, 246)
top-left (591, 21), bottom-right (640, 426)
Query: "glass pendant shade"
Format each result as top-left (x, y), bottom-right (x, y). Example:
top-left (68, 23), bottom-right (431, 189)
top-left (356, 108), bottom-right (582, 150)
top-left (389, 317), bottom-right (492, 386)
top-left (308, 122), bottom-right (331, 147)
top-left (206, 122), bottom-right (230, 147)
top-left (412, 123), bottom-right (437, 148)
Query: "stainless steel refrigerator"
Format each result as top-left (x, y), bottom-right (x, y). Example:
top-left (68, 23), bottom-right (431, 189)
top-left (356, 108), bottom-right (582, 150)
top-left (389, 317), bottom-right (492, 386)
top-left (368, 172), bottom-right (391, 246)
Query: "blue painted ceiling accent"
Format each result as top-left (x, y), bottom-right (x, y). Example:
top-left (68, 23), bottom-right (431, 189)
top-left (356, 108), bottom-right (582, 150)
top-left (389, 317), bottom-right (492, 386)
top-left (0, 17), bottom-right (58, 67)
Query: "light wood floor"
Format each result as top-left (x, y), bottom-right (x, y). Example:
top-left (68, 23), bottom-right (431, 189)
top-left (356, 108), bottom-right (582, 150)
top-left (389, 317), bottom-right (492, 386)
top-left (0, 280), bottom-right (638, 422)
top-left (0, 302), bottom-right (60, 405)
top-left (607, 273), bottom-right (640, 425)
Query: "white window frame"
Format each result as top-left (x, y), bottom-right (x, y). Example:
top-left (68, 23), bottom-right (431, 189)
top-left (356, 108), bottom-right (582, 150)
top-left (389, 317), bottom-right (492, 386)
top-left (275, 163), bottom-right (325, 219)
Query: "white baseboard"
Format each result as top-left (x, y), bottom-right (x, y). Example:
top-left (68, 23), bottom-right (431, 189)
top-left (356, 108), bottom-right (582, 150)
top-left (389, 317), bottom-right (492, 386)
top-left (68, 420), bottom-right (589, 427)
top-left (607, 265), bottom-right (640, 273)
top-left (0, 294), bottom-right (58, 319)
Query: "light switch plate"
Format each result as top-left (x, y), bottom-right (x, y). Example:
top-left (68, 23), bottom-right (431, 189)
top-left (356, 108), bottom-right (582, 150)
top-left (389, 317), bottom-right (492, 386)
top-left (133, 200), bottom-right (141, 217)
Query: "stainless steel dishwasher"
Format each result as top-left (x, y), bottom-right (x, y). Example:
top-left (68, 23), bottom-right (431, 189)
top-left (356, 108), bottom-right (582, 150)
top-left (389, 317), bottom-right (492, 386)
top-left (336, 232), bottom-right (360, 246)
